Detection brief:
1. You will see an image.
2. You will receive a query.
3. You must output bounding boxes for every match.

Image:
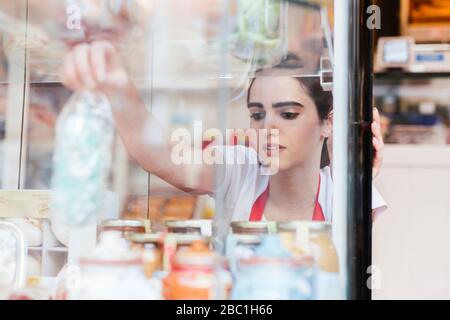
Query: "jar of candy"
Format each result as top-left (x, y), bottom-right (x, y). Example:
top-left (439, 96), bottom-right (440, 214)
top-left (163, 240), bottom-right (231, 300)
top-left (126, 232), bottom-right (164, 279)
top-left (70, 231), bottom-right (161, 300)
top-left (225, 234), bottom-right (262, 278)
top-left (232, 235), bottom-right (316, 300)
top-left (277, 221), bottom-right (340, 300)
top-left (162, 234), bottom-right (212, 271)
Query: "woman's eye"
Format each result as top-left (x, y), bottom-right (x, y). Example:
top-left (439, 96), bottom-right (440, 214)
top-left (281, 112), bottom-right (299, 120)
top-left (250, 112), bottom-right (265, 121)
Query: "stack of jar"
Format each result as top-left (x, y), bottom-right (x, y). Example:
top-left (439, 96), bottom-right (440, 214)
top-left (65, 218), bottom-right (340, 300)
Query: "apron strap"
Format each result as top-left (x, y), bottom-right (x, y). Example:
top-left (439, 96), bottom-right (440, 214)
top-left (249, 185), bottom-right (270, 222)
top-left (312, 175), bottom-right (325, 221)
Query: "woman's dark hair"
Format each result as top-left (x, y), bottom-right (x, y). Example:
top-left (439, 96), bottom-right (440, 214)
top-left (247, 55), bottom-right (333, 168)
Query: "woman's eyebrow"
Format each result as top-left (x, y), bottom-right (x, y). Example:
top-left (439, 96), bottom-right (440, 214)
top-left (247, 102), bottom-right (264, 109)
top-left (272, 101), bottom-right (304, 109)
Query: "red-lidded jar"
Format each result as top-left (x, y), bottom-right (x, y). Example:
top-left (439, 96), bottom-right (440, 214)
top-left (163, 241), bottom-right (231, 300)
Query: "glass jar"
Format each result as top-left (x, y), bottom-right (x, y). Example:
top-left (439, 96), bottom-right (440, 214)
top-left (71, 231), bottom-right (161, 300)
top-left (126, 233), bottom-right (164, 279)
top-left (225, 234), bottom-right (262, 278)
top-left (163, 240), bottom-right (231, 300)
top-left (100, 219), bottom-right (148, 237)
top-left (277, 221), bottom-right (340, 300)
top-left (162, 234), bottom-right (212, 272)
top-left (231, 235), bottom-right (316, 300)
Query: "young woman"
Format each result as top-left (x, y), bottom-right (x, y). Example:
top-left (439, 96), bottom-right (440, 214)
top-left (60, 41), bottom-right (386, 222)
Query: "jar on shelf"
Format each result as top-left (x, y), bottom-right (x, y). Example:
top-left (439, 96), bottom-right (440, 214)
top-left (225, 234), bottom-right (262, 278)
top-left (277, 221), bottom-right (340, 300)
top-left (231, 235), bottom-right (316, 300)
top-left (162, 234), bottom-right (212, 272)
top-left (70, 231), bottom-right (161, 300)
top-left (126, 232), bottom-right (164, 279)
top-left (163, 240), bottom-right (231, 300)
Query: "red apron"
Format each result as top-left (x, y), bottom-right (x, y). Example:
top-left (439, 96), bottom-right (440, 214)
top-left (249, 176), bottom-right (325, 221)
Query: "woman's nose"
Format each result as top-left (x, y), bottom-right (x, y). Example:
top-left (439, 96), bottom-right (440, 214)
top-left (262, 114), bottom-right (279, 131)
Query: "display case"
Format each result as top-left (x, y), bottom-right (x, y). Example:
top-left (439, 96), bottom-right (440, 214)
top-left (0, 0), bottom-right (376, 300)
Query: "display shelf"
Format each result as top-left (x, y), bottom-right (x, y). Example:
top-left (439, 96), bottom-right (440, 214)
top-left (375, 71), bottom-right (450, 80)
top-left (27, 246), bottom-right (43, 252)
top-left (47, 247), bottom-right (69, 253)
top-left (0, 78), bottom-right (248, 91)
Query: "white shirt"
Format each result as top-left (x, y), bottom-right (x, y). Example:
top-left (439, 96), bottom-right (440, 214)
top-left (212, 145), bottom-right (387, 221)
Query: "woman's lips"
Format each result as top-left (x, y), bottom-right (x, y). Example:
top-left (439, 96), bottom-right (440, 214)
top-left (263, 144), bottom-right (286, 156)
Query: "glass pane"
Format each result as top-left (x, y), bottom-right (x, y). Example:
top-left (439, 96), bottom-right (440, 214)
top-left (0, 0), bottom-right (362, 300)
top-left (15, 1), bottom-right (151, 221)
top-left (0, 56), bottom-right (7, 188)
top-left (0, 0), bottom-right (28, 190)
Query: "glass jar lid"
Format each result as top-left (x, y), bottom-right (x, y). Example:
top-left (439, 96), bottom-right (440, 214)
top-left (165, 220), bottom-right (211, 235)
top-left (101, 219), bottom-right (147, 229)
top-left (169, 234), bottom-right (212, 246)
top-left (277, 221), bottom-right (332, 233)
top-left (80, 231), bottom-right (141, 266)
top-left (126, 232), bottom-right (163, 244)
top-left (172, 240), bottom-right (217, 268)
top-left (231, 221), bottom-right (270, 234)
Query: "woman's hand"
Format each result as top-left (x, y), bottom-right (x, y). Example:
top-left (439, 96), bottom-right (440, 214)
top-left (60, 41), bottom-right (129, 94)
top-left (372, 107), bottom-right (384, 179)
top-left (60, 41), bottom-right (215, 196)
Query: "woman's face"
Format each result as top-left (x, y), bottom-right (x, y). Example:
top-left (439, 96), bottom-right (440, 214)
top-left (248, 76), bottom-right (330, 172)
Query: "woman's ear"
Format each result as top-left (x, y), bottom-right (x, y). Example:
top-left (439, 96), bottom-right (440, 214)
top-left (321, 111), bottom-right (333, 138)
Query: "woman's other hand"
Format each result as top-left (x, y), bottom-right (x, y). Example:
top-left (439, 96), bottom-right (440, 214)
top-left (372, 107), bottom-right (384, 179)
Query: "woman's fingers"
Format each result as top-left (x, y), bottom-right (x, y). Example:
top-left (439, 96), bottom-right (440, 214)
top-left (73, 43), bottom-right (97, 90)
top-left (90, 41), bottom-right (115, 84)
top-left (372, 108), bottom-right (385, 179)
top-left (372, 123), bottom-right (385, 150)
top-left (373, 106), bottom-right (380, 123)
top-left (61, 51), bottom-right (80, 91)
top-left (60, 41), bottom-right (126, 93)
top-left (90, 41), bottom-right (128, 90)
